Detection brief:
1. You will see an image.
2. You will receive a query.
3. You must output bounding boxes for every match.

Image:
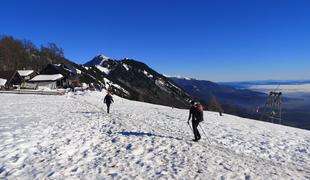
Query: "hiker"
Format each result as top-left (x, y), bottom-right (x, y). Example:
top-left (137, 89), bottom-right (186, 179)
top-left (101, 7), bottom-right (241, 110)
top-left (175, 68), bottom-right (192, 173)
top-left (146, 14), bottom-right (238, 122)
top-left (188, 101), bottom-right (203, 141)
top-left (104, 93), bottom-right (114, 113)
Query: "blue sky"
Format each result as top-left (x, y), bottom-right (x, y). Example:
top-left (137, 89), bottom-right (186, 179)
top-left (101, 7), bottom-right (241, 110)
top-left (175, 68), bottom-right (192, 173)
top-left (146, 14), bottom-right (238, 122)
top-left (0, 0), bottom-right (309, 81)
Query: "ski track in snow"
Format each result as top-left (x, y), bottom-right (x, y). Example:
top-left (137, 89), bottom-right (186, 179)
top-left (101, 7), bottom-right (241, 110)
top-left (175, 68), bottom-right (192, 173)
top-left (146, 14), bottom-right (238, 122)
top-left (0, 92), bottom-right (309, 179)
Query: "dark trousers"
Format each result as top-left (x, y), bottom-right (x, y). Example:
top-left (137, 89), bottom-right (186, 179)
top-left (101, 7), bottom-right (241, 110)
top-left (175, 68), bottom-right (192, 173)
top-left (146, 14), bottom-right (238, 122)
top-left (106, 103), bottom-right (111, 113)
top-left (192, 120), bottom-right (201, 140)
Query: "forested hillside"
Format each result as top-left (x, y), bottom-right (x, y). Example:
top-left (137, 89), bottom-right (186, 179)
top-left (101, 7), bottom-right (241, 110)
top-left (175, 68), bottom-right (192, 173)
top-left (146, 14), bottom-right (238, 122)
top-left (0, 36), bottom-right (72, 71)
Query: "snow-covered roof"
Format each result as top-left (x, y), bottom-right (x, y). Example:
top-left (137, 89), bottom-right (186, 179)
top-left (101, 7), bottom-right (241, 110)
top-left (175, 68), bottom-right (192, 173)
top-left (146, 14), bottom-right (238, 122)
top-left (0, 78), bottom-right (7, 86)
top-left (30, 74), bottom-right (63, 82)
top-left (17, 70), bottom-right (34, 77)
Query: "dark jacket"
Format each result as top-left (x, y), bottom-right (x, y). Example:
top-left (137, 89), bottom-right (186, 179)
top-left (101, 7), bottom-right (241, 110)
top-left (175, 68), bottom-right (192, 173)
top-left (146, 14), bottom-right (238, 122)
top-left (196, 108), bottom-right (204, 122)
top-left (104, 94), bottom-right (114, 104)
top-left (188, 105), bottom-right (204, 122)
top-left (188, 106), bottom-right (197, 121)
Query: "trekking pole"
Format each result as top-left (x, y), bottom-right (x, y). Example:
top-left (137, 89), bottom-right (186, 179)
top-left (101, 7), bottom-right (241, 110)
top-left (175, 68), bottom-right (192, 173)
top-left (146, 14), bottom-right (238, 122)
top-left (199, 124), bottom-right (212, 144)
top-left (187, 121), bottom-right (192, 130)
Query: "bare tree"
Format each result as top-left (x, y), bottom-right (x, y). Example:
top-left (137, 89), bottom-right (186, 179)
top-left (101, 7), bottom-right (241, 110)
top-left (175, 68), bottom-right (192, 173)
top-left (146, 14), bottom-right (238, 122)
top-left (208, 96), bottom-right (224, 116)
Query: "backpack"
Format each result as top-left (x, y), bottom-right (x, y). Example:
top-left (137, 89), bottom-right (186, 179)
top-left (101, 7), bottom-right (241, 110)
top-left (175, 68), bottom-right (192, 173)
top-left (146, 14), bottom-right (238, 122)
top-left (195, 104), bottom-right (204, 122)
top-left (196, 104), bottom-right (203, 112)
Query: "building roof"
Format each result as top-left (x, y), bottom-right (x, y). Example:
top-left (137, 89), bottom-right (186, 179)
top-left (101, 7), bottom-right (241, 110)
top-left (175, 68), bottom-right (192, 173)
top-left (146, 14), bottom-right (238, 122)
top-left (0, 71), bottom-right (21, 86)
top-left (0, 71), bottom-right (17, 80)
top-left (17, 70), bottom-right (34, 77)
top-left (30, 74), bottom-right (63, 82)
top-left (0, 78), bottom-right (7, 86)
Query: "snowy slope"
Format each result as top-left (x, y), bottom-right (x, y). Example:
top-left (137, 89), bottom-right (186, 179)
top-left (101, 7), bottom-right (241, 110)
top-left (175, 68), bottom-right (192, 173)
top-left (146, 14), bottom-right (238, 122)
top-left (0, 92), bottom-right (309, 179)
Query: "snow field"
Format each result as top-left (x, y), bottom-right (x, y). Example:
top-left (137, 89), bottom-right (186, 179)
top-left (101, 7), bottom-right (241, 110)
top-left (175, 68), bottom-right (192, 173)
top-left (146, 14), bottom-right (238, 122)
top-left (0, 91), bottom-right (309, 179)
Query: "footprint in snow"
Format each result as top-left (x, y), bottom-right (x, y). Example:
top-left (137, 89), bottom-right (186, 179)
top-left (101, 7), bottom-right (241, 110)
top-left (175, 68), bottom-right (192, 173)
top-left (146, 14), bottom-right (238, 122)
top-left (111, 137), bottom-right (118, 143)
top-left (71, 167), bottom-right (78, 172)
top-left (126, 144), bottom-right (132, 150)
top-left (47, 171), bottom-right (54, 177)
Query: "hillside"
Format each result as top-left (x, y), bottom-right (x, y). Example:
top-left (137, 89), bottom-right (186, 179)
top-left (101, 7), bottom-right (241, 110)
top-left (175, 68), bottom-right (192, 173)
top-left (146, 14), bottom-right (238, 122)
top-left (0, 92), bottom-right (309, 179)
top-left (170, 77), bottom-right (266, 118)
top-left (0, 36), bottom-right (73, 72)
top-left (83, 55), bottom-right (192, 108)
top-left (170, 77), bottom-right (267, 108)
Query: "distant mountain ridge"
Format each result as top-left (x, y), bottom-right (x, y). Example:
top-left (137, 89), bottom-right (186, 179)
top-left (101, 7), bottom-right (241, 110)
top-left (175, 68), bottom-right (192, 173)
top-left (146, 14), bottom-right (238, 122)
top-left (171, 77), bottom-right (310, 130)
top-left (170, 77), bottom-right (267, 108)
top-left (170, 77), bottom-right (267, 120)
top-left (220, 80), bottom-right (310, 89)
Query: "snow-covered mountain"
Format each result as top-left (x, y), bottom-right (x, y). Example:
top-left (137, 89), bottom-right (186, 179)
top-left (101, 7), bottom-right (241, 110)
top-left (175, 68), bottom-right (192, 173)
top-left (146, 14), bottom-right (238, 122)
top-left (0, 92), bottom-right (309, 179)
top-left (84, 54), bottom-right (111, 66)
top-left (82, 55), bottom-right (192, 108)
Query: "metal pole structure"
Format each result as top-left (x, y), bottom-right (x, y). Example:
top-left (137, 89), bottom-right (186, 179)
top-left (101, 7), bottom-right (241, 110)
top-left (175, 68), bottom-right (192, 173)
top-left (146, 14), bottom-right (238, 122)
top-left (271, 93), bottom-right (275, 123)
top-left (279, 94), bottom-right (282, 124)
top-left (261, 91), bottom-right (283, 124)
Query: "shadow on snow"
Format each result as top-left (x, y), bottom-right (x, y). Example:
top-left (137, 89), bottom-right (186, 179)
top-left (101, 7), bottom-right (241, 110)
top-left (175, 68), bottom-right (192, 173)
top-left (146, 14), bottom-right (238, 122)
top-left (118, 131), bottom-right (183, 141)
top-left (71, 111), bottom-right (105, 115)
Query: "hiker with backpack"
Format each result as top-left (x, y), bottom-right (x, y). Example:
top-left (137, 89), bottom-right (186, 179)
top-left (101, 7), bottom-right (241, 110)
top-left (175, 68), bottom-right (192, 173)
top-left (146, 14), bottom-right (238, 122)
top-left (188, 101), bottom-right (204, 142)
top-left (104, 92), bottom-right (114, 113)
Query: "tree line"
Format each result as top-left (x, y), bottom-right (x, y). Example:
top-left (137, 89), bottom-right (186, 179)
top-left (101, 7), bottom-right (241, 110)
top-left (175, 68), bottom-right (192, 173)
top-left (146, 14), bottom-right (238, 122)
top-left (0, 35), bottom-right (71, 71)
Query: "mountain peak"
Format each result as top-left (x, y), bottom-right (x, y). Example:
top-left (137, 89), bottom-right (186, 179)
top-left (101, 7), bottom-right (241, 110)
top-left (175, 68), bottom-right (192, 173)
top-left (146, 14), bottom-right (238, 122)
top-left (96, 54), bottom-right (110, 60)
top-left (85, 54), bottom-right (112, 66)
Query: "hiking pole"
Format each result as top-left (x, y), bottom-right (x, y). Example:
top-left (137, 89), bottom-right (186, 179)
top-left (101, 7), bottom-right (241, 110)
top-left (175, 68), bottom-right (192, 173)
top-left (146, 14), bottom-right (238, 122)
top-left (187, 121), bottom-right (192, 130)
top-left (199, 124), bottom-right (212, 144)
